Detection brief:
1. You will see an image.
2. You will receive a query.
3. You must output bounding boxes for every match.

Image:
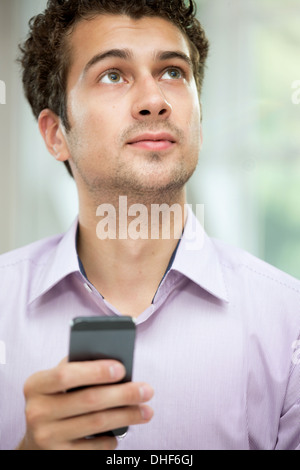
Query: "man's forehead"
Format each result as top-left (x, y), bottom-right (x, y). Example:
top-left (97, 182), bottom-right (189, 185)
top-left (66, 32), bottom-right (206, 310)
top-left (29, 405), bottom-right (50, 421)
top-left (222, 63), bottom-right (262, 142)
top-left (68, 14), bottom-right (191, 67)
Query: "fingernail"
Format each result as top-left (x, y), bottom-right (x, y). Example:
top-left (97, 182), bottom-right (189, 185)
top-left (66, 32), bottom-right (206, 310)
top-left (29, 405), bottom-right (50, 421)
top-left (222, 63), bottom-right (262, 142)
top-left (140, 405), bottom-right (153, 421)
top-left (109, 363), bottom-right (125, 380)
top-left (139, 384), bottom-right (154, 401)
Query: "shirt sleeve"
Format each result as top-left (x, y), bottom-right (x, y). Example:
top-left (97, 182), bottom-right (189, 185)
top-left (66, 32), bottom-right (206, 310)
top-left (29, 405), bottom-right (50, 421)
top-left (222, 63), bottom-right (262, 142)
top-left (275, 334), bottom-right (300, 450)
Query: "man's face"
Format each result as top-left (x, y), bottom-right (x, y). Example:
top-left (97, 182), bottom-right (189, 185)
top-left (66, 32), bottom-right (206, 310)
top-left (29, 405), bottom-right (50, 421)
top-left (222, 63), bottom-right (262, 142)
top-left (63, 14), bottom-right (202, 199)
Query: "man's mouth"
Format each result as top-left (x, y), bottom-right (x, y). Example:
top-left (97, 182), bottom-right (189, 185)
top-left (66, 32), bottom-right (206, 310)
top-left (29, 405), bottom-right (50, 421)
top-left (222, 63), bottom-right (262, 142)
top-left (127, 132), bottom-right (176, 151)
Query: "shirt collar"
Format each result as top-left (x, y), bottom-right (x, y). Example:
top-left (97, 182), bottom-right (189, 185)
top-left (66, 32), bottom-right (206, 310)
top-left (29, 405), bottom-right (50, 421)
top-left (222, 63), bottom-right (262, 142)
top-left (29, 218), bottom-right (80, 304)
top-left (171, 206), bottom-right (229, 303)
top-left (29, 208), bottom-right (229, 305)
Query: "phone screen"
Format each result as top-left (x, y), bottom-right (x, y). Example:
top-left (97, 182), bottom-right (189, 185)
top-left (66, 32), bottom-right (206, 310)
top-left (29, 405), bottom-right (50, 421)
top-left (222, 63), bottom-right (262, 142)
top-left (68, 316), bottom-right (136, 437)
top-left (69, 316), bottom-right (136, 383)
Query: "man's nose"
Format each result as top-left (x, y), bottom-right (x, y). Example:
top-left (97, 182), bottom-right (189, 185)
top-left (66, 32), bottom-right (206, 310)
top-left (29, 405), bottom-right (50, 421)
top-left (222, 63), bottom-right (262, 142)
top-left (131, 76), bottom-right (172, 120)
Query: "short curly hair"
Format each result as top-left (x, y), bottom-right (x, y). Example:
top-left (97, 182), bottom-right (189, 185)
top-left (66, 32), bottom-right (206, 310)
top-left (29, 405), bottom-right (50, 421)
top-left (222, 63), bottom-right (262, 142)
top-left (18, 0), bottom-right (209, 176)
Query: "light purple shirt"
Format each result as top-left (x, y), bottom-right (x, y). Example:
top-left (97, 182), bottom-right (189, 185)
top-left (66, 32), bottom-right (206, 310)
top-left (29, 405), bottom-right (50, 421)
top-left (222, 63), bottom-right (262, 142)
top-left (0, 209), bottom-right (299, 450)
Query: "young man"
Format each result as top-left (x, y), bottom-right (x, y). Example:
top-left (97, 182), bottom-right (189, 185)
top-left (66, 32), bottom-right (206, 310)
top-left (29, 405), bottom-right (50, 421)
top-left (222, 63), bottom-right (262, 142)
top-left (0, 0), bottom-right (299, 450)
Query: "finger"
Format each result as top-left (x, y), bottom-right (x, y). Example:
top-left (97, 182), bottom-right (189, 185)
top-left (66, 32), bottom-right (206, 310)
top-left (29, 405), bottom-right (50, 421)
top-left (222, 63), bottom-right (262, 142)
top-left (58, 357), bottom-right (68, 366)
top-left (45, 382), bottom-right (154, 420)
top-left (24, 360), bottom-right (126, 396)
top-left (55, 404), bottom-right (154, 442)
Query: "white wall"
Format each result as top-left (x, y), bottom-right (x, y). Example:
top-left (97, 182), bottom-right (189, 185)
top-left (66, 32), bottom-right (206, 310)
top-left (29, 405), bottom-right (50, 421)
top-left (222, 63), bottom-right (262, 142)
top-left (0, 0), bottom-right (78, 254)
top-left (0, 0), bottom-right (15, 252)
top-left (187, 0), bottom-right (260, 254)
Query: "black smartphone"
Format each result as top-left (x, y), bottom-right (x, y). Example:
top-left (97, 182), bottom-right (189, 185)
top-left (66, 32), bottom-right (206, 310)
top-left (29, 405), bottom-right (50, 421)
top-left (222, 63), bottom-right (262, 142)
top-left (68, 316), bottom-right (136, 437)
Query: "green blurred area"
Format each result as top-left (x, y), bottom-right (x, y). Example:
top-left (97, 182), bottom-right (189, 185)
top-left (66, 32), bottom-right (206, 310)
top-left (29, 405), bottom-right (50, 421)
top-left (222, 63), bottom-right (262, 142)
top-left (195, 0), bottom-right (300, 279)
top-left (255, 21), bottom-right (300, 278)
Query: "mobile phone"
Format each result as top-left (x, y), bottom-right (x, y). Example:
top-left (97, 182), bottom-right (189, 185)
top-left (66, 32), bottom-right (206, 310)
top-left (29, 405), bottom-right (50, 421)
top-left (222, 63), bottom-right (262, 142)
top-left (68, 316), bottom-right (136, 437)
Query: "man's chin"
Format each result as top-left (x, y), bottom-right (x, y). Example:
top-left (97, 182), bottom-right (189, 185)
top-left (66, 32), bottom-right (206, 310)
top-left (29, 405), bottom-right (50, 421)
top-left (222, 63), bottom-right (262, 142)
top-left (111, 172), bottom-right (193, 203)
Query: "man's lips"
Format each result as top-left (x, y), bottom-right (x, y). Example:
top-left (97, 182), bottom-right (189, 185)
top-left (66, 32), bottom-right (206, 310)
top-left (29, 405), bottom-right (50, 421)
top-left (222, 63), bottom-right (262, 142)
top-left (127, 133), bottom-right (176, 151)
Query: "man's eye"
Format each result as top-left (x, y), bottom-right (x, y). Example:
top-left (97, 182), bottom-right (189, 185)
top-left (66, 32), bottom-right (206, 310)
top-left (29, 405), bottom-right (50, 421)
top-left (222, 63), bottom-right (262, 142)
top-left (100, 71), bottom-right (124, 84)
top-left (161, 68), bottom-right (183, 80)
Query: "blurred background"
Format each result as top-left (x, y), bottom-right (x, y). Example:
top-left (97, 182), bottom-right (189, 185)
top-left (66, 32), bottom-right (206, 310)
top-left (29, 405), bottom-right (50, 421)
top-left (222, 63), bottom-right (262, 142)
top-left (0, 0), bottom-right (300, 278)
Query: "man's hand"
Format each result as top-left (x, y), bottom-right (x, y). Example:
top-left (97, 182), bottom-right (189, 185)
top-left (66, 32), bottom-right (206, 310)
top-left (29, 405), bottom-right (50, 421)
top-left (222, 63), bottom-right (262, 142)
top-left (17, 359), bottom-right (154, 450)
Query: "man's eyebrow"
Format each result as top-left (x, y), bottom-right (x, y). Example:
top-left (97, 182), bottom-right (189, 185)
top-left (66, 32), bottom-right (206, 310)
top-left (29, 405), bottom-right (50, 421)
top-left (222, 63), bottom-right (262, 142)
top-left (82, 49), bottom-right (133, 76)
top-left (82, 48), bottom-right (193, 77)
top-left (154, 50), bottom-right (193, 69)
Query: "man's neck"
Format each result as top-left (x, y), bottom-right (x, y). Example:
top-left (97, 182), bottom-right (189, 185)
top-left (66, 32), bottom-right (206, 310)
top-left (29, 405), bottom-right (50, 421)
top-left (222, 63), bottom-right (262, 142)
top-left (77, 191), bottom-right (187, 317)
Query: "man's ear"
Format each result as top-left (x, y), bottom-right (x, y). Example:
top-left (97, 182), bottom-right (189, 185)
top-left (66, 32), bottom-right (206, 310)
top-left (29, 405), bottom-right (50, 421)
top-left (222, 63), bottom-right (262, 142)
top-left (38, 109), bottom-right (70, 162)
